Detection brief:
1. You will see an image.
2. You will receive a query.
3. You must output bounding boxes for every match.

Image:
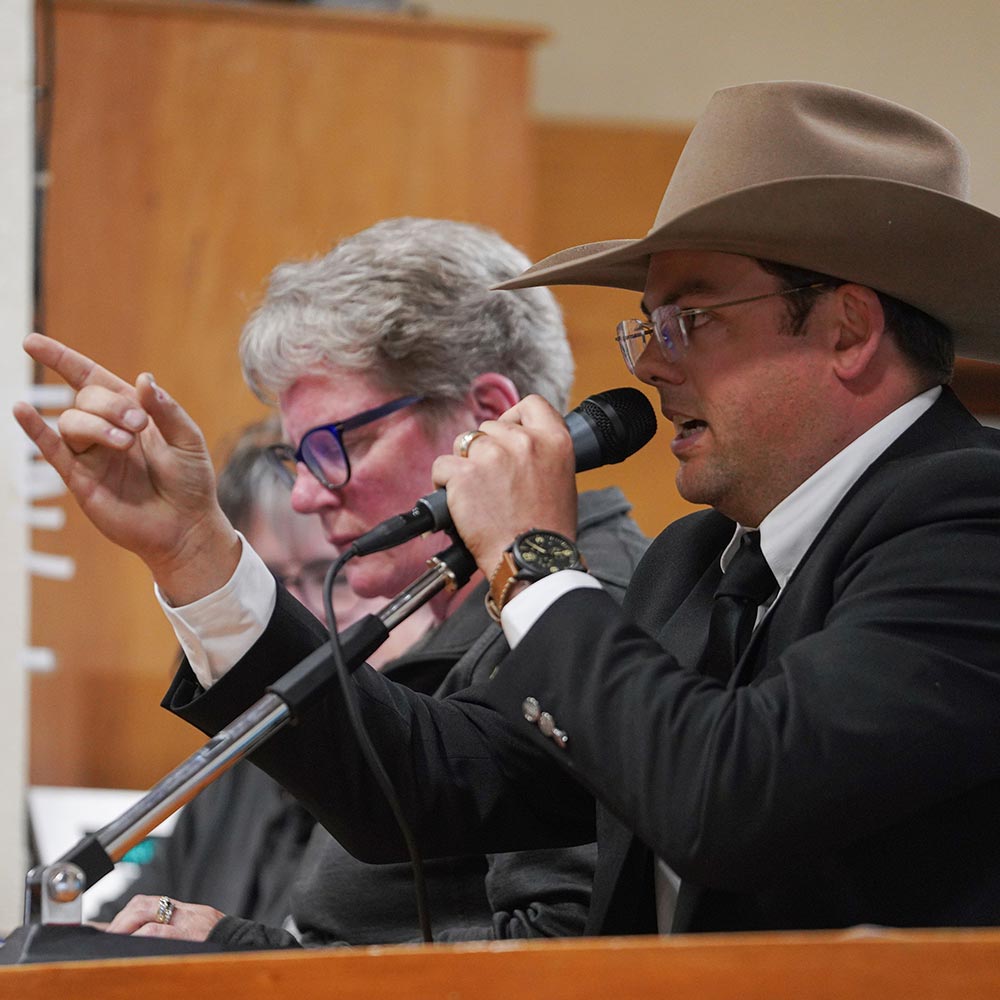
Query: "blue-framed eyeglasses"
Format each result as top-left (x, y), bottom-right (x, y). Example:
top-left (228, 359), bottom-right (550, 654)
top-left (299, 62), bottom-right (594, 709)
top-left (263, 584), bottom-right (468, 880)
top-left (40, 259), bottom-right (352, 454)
top-left (615, 282), bottom-right (831, 373)
top-left (267, 394), bottom-right (423, 491)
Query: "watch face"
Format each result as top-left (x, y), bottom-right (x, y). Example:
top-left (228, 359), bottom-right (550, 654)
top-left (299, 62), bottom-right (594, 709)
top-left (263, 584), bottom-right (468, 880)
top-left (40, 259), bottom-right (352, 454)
top-left (514, 531), bottom-right (579, 576)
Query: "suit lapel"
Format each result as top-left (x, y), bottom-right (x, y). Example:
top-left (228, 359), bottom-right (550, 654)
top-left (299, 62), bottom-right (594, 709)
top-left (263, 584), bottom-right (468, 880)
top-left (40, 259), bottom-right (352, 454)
top-left (593, 558), bottom-right (724, 936)
top-left (655, 565), bottom-right (720, 670)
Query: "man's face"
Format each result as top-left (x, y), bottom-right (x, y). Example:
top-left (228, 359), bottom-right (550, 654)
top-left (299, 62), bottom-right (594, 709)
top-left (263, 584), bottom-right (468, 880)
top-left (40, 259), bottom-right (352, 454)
top-left (636, 250), bottom-right (836, 526)
top-left (278, 367), bottom-right (469, 600)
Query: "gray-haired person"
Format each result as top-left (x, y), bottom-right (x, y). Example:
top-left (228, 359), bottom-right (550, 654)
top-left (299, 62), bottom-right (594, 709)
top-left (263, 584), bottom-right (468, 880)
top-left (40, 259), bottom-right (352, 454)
top-left (21, 218), bottom-right (648, 945)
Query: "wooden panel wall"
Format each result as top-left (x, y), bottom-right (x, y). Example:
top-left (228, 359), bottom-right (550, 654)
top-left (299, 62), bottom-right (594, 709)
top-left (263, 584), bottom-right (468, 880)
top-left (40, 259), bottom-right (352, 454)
top-left (32, 0), bottom-right (543, 788)
top-left (532, 118), bottom-right (702, 538)
top-left (953, 360), bottom-right (1000, 415)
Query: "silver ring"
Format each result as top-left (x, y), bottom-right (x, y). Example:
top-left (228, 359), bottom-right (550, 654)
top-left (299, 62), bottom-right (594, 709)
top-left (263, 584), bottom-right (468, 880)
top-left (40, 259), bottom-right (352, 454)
top-left (454, 429), bottom-right (486, 458)
top-left (155, 895), bottom-right (175, 925)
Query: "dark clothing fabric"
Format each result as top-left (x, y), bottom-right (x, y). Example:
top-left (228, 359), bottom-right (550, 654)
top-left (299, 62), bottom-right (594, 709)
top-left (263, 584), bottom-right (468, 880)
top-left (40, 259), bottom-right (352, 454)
top-left (165, 388), bottom-right (1000, 937)
top-left (197, 488), bottom-right (647, 948)
top-left (699, 530), bottom-right (777, 682)
top-left (95, 762), bottom-right (315, 927)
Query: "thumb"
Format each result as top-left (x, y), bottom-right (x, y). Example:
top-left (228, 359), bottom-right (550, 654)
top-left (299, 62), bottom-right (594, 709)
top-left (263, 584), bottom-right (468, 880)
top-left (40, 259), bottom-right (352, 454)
top-left (134, 373), bottom-right (206, 453)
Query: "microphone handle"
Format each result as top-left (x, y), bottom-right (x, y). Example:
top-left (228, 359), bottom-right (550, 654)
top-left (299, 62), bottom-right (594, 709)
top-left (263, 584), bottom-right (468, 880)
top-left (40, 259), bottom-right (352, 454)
top-left (349, 496), bottom-right (444, 557)
top-left (414, 485), bottom-right (451, 531)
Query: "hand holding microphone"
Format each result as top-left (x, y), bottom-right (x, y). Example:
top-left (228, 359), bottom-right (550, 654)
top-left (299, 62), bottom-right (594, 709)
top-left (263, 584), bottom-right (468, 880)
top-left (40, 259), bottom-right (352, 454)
top-left (436, 394), bottom-right (581, 576)
top-left (349, 388), bottom-right (656, 578)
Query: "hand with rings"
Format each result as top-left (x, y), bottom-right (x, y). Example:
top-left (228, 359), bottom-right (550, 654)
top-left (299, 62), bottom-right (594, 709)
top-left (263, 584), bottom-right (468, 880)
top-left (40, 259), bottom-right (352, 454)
top-left (104, 892), bottom-right (225, 941)
top-left (454, 429), bottom-right (487, 458)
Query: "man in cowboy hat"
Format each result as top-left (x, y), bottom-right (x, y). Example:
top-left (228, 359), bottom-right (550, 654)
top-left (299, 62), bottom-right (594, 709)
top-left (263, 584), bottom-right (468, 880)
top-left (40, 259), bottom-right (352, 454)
top-left (429, 80), bottom-right (1000, 932)
top-left (19, 81), bottom-right (1000, 935)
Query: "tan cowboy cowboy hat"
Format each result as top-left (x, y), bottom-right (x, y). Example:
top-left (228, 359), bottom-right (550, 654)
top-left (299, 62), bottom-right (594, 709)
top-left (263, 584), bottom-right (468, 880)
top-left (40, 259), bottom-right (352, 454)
top-left (499, 80), bottom-right (1000, 364)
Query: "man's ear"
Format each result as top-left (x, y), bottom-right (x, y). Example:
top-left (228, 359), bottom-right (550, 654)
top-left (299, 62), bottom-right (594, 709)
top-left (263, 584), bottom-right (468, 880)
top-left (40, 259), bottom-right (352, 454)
top-left (466, 372), bottom-right (520, 422)
top-left (830, 284), bottom-right (886, 383)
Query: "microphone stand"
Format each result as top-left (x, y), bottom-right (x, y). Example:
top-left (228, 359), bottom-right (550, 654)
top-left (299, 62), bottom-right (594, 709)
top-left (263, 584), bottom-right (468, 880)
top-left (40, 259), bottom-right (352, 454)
top-left (22, 541), bottom-right (477, 928)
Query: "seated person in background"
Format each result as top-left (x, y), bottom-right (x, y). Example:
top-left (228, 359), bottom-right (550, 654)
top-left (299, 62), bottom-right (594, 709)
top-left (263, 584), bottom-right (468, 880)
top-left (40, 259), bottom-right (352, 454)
top-left (95, 418), bottom-right (429, 926)
top-left (41, 217), bottom-right (648, 945)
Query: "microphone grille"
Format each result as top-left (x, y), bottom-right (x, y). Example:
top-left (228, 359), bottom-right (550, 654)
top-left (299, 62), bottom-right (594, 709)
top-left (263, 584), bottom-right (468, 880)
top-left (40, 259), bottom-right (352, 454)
top-left (578, 387), bottom-right (657, 464)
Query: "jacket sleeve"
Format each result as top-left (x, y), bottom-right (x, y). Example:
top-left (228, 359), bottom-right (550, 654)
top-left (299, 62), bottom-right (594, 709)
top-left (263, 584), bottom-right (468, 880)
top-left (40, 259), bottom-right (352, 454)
top-left (162, 587), bottom-right (595, 865)
top-left (477, 843), bottom-right (597, 939)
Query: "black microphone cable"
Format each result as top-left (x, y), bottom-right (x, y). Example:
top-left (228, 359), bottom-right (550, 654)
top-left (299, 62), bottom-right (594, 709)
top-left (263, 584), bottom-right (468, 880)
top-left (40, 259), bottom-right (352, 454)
top-left (321, 550), bottom-right (435, 944)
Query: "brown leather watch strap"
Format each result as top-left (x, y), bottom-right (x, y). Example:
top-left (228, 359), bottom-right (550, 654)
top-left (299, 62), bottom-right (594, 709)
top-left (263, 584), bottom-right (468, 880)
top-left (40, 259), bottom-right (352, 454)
top-left (486, 550), bottom-right (520, 623)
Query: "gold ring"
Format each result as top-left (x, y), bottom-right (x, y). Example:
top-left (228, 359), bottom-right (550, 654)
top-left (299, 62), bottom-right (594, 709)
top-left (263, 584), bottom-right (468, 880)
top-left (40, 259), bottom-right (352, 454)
top-left (454, 429), bottom-right (486, 458)
top-left (155, 895), bottom-right (175, 925)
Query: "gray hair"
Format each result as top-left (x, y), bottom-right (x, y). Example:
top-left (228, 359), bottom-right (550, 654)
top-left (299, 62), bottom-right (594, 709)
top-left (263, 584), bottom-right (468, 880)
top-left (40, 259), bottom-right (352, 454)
top-left (239, 218), bottom-right (574, 417)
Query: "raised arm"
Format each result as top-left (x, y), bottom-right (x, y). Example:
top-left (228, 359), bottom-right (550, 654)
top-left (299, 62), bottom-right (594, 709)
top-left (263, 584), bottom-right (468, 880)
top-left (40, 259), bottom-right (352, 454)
top-left (14, 333), bottom-right (240, 604)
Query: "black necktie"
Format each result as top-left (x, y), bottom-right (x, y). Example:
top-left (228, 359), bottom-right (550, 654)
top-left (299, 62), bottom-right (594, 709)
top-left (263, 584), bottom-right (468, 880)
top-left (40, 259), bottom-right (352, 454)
top-left (700, 531), bottom-right (778, 683)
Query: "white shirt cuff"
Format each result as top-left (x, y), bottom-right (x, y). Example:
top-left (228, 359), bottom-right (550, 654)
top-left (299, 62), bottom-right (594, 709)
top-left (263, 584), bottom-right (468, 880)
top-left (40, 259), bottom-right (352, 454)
top-left (500, 569), bottom-right (601, 648)
top-left (156, 531), bottom-right (277, 690)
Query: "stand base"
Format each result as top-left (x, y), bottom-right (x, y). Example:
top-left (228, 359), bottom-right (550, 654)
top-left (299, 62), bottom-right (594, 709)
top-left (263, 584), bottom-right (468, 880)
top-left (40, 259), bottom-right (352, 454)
top-left (0, 923), bottom-right (236, 964)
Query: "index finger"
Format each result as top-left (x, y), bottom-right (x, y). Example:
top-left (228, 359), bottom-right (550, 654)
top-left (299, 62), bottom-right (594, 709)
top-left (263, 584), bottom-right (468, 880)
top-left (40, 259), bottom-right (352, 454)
top-left (24, 333), bottom-right (134, 395)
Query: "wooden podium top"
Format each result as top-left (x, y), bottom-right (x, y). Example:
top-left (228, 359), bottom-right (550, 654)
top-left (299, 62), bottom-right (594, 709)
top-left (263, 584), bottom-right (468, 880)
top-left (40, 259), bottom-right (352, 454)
top-left (5, 928), bottom-right (1000, 1000)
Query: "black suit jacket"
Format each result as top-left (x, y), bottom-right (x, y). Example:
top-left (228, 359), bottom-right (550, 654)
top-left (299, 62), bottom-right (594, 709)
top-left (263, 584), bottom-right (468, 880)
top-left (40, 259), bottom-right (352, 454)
top-left (166, 389), bottom-right (1000, 935)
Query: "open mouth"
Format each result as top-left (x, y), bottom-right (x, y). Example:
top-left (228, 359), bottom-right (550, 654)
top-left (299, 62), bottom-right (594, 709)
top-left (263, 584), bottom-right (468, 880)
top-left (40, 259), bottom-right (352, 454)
top-left (676, 418), bottom-right (708, 439)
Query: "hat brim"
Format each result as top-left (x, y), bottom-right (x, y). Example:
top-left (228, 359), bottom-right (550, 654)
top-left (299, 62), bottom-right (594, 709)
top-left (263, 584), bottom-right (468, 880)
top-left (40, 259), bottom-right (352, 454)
top-left (500, 176), bottom-right (1000, 364)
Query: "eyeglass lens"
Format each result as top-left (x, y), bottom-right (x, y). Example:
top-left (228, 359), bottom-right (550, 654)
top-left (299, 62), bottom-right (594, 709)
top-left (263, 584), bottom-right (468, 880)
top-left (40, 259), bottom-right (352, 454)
top-left (615, 311), bottom-right (686, 373)
top-left (302, 428), bottom-right (349, 489)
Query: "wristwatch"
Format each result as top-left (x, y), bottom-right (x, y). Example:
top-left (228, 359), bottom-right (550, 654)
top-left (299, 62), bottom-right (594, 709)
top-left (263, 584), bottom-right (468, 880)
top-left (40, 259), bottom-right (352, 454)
top-left (486, 529), bottom-right (587, 622)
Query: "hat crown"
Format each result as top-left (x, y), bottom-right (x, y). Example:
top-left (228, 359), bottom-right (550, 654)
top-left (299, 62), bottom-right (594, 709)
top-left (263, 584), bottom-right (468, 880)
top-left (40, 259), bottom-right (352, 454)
top-left (653, 81), bottom-right (970, 232)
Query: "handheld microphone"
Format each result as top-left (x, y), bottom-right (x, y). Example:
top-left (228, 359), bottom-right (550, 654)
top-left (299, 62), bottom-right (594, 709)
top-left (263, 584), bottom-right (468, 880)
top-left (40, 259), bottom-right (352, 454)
top-left (348, 387), bottom-right (657, 558)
